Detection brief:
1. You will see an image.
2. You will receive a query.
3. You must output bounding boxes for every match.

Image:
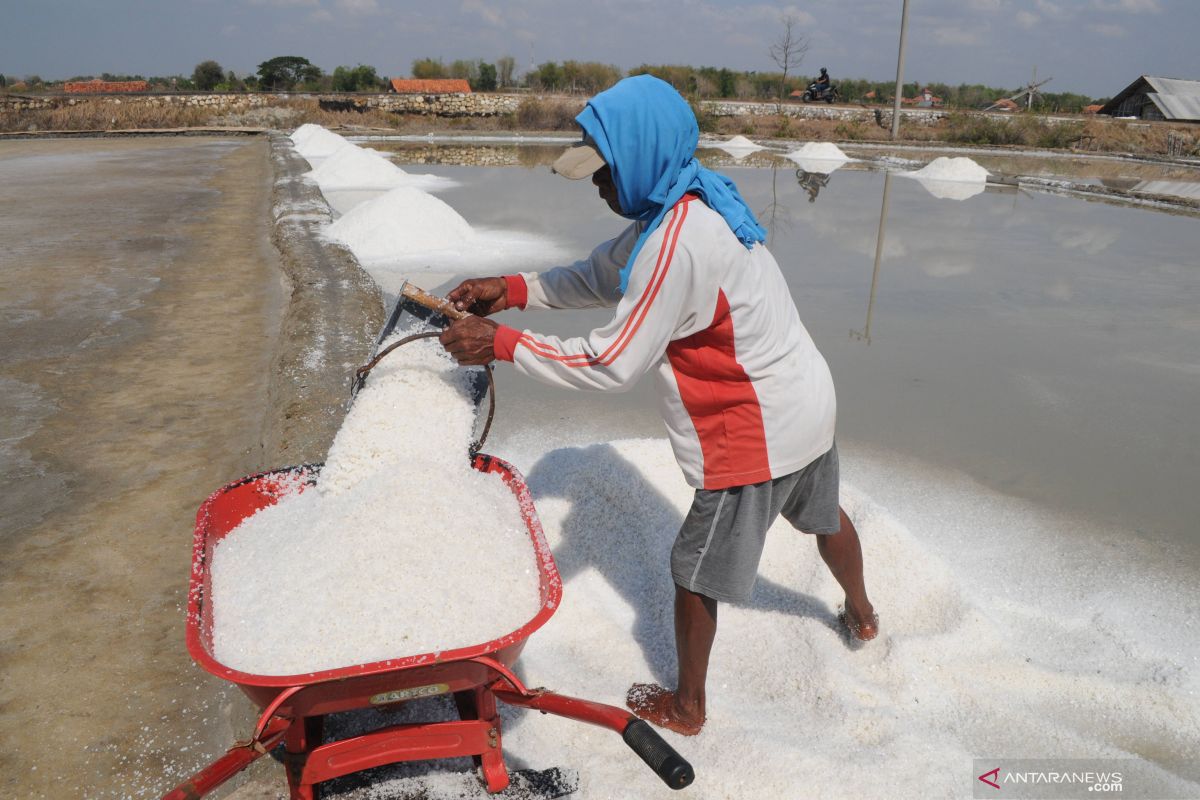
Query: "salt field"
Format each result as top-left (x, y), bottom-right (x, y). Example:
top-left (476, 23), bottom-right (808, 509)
top-left (287, 130), bottom-right (1200, 798)
top-left (2, 130), bottom-right (1198, 799)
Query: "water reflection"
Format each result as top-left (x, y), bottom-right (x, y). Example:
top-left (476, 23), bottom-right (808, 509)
top-left (850, 171), bottom-right (893, 345)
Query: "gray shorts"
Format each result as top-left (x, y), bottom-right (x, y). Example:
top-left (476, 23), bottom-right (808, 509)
top-left (670, 445), bottom-right (841, 603)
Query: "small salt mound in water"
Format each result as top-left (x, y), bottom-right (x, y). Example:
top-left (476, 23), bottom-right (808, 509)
top-left (210, 337), bottom-right (541, 676)
top-left (305, 145), bottom-right (411, 190)
top-left (912, 156), bottom-right (988, 183)
top-left (713, 135), bottom-right (764, 155)
top-left (290, 124), bottom-right (352, 159)
top-left (325, 186), bottom-right (474, 262)
top-left (786, 142), bottom-right (850, 162)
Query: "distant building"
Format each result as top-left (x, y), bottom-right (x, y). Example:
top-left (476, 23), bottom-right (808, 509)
top-left (902, 87), bottom-right (943, 107)
top-left (64, 79), bottom-right (148, 94)
top-left (1098, 75), bottom-right (1200, 121)
top-left (1083, 104), bottom-right (1104, 114)
top-left (389, 79), bottom-right (472, 94)
top-left (986, 98), bottom-right (1020, 112)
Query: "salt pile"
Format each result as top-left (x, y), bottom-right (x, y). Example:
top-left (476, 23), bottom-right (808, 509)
top-left (325, 186), bottom-right (475, 262)
top-left (786, 142), bottom-right (850, 162)
top-left (711, 135), bottom-right (764, 158)
top-left (210, 337), bottom-right (541, 676)
top-left (305, 145), bottom-right (413, 191)
top-left (911, 155), bottom-right (989, 183)
top-left (291, 123), bottom-right (352, 159)
top-left (786, 142), bottom-right (851, 175)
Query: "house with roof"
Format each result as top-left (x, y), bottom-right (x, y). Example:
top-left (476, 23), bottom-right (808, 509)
top-left (1099, 76), bottom-right (1200, 121)
top-left (65, 79), bottom-right (148, 94)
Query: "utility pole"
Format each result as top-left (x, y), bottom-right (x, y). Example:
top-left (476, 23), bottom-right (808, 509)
top-left (890, 0), bottom-right (911, 140)
top-left (1028, 65), bottom-right (1037, 110)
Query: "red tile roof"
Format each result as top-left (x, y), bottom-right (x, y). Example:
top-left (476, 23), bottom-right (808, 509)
top-left (390, 79), bottom-right (472, 94)
top-left (65, 79), bottom-right (149, 94)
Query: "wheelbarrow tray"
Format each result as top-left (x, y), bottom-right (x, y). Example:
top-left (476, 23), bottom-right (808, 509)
top-left (186, 453), bottom-right (560, 718)
top-left (171, 454), bottom-right (692, 799)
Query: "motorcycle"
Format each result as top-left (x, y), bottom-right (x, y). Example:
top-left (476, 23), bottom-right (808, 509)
top-left (802, 82), bottom-right (841, 104)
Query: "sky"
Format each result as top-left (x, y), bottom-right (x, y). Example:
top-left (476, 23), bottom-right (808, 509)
top-left (2, 0), bottom-right (1195, 97)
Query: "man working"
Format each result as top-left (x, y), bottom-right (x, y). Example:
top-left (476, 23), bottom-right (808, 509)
top-left (438, 75), bottom-right (876, 737)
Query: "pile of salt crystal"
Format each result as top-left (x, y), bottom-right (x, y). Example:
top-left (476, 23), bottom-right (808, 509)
top-left (324, 186), bottom-right (475, 262)
top-left (291, 124), bottom-right (353, 159)
top-left (305, 145), bottom-right (412, 191)
top-left (210, 336), bottom-right (541, 676)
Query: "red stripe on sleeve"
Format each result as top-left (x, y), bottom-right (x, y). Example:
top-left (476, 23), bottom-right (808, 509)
top-left (515, 199), bottom-right (690, 368)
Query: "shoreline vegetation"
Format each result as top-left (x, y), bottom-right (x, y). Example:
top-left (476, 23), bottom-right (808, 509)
top-left (2, 93), bottom-right (1197, 160)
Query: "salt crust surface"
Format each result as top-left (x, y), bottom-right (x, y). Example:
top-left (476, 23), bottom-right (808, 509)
top-left (210, 337), bottom-right (541, 676)
top-left (341, 433), bottom-right (1199, 799)
top-left (304, 141), bottom-right (458, 193)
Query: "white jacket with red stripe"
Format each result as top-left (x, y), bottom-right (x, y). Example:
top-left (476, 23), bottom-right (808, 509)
top-left (493, 194), bottom-right (836, 491)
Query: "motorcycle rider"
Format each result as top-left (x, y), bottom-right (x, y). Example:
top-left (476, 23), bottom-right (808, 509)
top-left (815, 67), bottom-right (831, 94)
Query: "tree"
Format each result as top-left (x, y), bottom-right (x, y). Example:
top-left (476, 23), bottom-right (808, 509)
top-left (717, 68), bottom-right (735, 98)
top-left (475, 62), bottom-right (497, 92)
top-left (257, 56), bottom-right (322, 91)
top-left (528, 61), bottom-right (562, 91)
top-left (332, 64), bottom-right (382, 92)
top-left (193, 60), bottom-right (224, 91)
top-left (496, 55), bottom-right (516, 88)
top-left (0, 74), bottom-right (7, 89)
top-left (411, 58), bottom-right (446, 79)
top-left (769, 14), bottom-right (809, 106)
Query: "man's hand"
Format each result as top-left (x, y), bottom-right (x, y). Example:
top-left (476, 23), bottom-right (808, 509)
top-left (439, 315), bottom-right (500, 365)
top-left (447, 277), bottom-right (508, 316)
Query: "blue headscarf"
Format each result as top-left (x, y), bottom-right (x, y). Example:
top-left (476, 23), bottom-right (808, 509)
top-left (576, 75), bottom-right (767, 294)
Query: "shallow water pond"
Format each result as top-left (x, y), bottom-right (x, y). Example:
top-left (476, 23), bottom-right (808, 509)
top-left (378, 145), bottom-right (1200, 565)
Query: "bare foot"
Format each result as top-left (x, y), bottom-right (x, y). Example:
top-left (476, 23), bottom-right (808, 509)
top-left (626, 683), bottom-right (704, 736)
top-left (838, 603), bottom-right (879, 641)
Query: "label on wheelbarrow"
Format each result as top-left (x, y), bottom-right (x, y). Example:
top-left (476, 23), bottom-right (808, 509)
top-left (369, 683), bottom-right (451, 705)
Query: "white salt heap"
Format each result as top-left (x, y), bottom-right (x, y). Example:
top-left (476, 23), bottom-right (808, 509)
top-left (290, 123), bottom-right (352, 159)
top-left (786, 141), bottom-right (850, 162)
top-left (210, 337), bottom-right (542, 676)
top-left (912, 155), bottom-right (989, 183)
top-left (325, 186), bottom-right (475, 262)
top-left (305, 145), bottom-right (412, 191)
top-left (713, 135), bottom-right (764, 154)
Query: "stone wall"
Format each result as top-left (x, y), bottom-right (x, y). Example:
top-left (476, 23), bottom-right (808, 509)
top-left (342, 92), bottom-right (522, 116)
top-left (0, 92), bottom-right (272, 112)
top-left (701, 99), bottom-right (949, 127)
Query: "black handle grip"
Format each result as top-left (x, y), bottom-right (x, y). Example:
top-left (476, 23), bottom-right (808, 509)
top-left (622, 719), bottom-right (695, 790)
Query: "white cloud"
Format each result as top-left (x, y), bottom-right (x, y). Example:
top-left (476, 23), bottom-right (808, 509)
top-left (308, 7), bottom-right (333, 21)
top-left (461, 0), bottom-right (504, 27)
top-left (1015, 10), bottom-right (1040, 27)
top-left (1034, 0), bottom-right (1071, 19)
top-left (932, 25), bottom-right (981, 46)
top-left (221, 24), bottom-right (240, 36)
top-left (1088, 22), bottom-right (1126, 36)
top-left (1093, 0), bottom-right (1161, 12)
top-left (968, 0), bottom-right (1005, 10)
top-left (247, 0), bottom-right (318, 6)
top-left (336, 0), bottom-right (379, 13)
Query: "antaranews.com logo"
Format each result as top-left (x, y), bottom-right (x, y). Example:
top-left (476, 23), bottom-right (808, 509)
top-left (971, 759), bottom-right (1193, 800)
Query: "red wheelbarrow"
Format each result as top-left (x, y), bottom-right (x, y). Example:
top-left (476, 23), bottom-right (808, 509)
top-left (164, 453), bottom-right (694, 799)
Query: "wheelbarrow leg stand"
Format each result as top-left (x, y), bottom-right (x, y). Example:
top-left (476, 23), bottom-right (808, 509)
top-left (455, 686), bottom-right (509, 792)
top-left (283, 716), bottom-right (324, 800)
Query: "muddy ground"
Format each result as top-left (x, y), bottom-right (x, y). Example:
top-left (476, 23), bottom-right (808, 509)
top-left (0, 135), bottom-right (382, 798)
